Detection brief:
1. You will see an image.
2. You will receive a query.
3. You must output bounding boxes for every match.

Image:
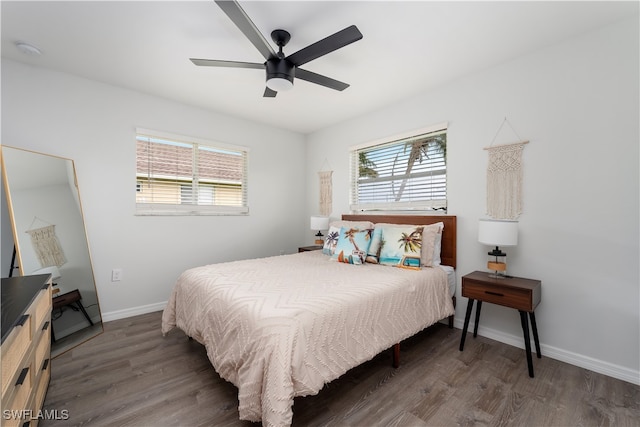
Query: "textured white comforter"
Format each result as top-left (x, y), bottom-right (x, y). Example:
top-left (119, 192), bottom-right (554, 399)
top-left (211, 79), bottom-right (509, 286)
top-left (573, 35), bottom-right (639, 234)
top-left (161, 251), bottom-right (454, 427)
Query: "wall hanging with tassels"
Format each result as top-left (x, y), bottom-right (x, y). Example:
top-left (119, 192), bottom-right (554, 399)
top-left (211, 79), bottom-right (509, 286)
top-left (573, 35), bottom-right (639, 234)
top-left (318, 158), bottom-right (333, 216)
top-left (484, 118), bottom-right (529, 220)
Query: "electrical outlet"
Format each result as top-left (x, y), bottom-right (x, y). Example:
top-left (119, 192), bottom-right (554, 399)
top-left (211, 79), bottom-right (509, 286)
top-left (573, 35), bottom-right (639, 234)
top-left (111, 268), bottom-right (123, 282)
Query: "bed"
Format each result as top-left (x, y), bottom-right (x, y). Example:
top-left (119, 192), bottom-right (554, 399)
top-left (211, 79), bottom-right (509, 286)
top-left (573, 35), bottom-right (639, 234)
top-left (161, 214), bottom-right (456, 427)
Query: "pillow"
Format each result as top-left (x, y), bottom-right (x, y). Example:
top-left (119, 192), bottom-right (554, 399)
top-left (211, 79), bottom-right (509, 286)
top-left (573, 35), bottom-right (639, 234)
top-left (420, 222), bottom-right (444, 267)
top-left (365, 227), bottom-right (383, 263)
top-left (322, 226), bottom-right (341, 255)
top-left (432, 224), bottom-right (444, 266)
top-left (366, 222), bottom-right (406, 264)
top-left (378, 226), bottom-right (423, 268)
top-left (323, 220), bottom-right (374, 256)
top-left (330, 226), bottom-right (373, 265)
top-left (365, 222), bottom-right (443, 267)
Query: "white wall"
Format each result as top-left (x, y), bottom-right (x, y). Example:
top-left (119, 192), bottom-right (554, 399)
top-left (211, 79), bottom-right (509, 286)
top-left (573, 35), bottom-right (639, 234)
top-left (306, 17), bottom-right (639, 384)
top-left (2, 59), bottom-right (306, 319)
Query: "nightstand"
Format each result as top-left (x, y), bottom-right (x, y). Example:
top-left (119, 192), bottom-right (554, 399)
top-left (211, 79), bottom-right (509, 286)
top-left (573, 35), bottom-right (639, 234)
top-left (459, 270), bottom-right (542, 377)
top-left (52, 289), bottom-right (94, 342)
top-left (298, 245), bottom-right (323, 253)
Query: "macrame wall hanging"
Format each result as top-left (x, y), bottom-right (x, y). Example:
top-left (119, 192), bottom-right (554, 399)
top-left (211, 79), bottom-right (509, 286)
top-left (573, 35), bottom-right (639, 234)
top-left (318, 157), bottom-right (333, 217)
top-left (318, 170), bottom-right (333, 216)
top-left (26, 221), bottom-right (67, 268)
top-left (484, 118), bottom-right (528, 220)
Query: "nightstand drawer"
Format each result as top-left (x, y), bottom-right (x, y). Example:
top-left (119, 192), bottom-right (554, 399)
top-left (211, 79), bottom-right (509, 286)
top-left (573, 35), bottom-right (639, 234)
top-left (461, 271), bottom-right (541, 312)
top-left (462, 281), bottom-right (531, 311)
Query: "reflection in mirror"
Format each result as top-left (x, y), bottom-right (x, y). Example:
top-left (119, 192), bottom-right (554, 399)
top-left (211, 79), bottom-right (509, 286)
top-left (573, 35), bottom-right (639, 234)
top-left (1, 146), bottom-right (102, 357)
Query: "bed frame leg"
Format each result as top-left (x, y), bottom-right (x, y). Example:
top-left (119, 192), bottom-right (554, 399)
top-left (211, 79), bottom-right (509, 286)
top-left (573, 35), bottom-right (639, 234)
top-left (392, 343), bottom-right (400, 368)
top-left (448, 296), bottom-right (456, 329)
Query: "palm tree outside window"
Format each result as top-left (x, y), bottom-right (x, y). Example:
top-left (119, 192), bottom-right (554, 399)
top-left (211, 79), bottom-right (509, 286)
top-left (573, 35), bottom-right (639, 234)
top-left (350, 125), bottom-right (447, 212)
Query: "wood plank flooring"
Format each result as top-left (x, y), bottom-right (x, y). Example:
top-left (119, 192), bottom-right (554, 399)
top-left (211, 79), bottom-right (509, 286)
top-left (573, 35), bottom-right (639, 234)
top-left (41, 311), bottom-right (639, 426)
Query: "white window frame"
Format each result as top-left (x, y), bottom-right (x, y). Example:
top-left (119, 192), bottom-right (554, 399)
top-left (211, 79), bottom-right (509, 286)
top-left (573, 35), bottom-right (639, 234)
top-left (135, 128), bottom-right (249, 216)
top-left (350, 122), bottom-right (447, 213)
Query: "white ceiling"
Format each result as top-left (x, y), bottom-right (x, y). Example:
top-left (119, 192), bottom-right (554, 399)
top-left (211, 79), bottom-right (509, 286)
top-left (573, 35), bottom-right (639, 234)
top-left (2, 1), bottom-right (637, 135)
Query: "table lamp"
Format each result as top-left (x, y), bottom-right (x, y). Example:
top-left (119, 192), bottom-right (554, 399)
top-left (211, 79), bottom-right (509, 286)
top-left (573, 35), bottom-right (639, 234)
top-left (310, 216), bottom-right (330, 245)
top-left (478, 219), bottom-right (518, 278)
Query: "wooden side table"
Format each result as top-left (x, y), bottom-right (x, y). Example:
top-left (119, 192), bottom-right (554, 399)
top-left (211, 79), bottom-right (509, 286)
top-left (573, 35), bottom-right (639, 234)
top-left (459, 270), bottom-right (542, 377)
top-left (298, 245), bottom-right (323, 252)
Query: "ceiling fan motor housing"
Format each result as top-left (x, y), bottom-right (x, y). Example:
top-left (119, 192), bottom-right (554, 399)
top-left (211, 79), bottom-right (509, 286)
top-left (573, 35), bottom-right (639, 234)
top-left (266, 58), bottom-right (295, 84)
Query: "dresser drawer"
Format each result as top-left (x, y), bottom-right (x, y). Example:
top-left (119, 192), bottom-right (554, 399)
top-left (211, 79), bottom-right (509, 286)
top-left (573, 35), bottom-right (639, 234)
top-left (462, 279), bottom-right (533, 311)
top-left (2, 360), bottom-right (34, 427)
top-left (34, 322), bottom-right (51, 373)
top-left (29, 358), bottom-right (51, 427)
top-left (32, 287), bottom-right (52, 332)
top-left (1, 314), bottom-right (32, 398)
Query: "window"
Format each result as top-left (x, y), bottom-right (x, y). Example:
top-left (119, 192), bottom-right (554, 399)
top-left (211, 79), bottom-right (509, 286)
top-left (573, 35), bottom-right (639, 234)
top-left (350, 124), bottom-right (447, 212)
top-left (135, 129), bottom-right (248, 215)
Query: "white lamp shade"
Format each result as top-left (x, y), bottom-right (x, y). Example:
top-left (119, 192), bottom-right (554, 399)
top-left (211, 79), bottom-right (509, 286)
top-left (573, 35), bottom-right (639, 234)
top-left (478, 219), bottom-right (518, 247)
top-left (32, 265), bottom-right (62, 281)
top-left (266, 77), bottom-right (293, 92)
top-left (310, 216), bottom-right (330, 231)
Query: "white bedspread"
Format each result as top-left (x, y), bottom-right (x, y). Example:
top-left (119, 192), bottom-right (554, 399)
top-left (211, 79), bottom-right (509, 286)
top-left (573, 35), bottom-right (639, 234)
top-left (161, 251), bottom-right (454, 427)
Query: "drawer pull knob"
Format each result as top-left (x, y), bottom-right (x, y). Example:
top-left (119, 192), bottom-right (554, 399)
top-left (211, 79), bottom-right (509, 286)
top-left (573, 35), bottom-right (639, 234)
top-left (16, 314), bottom-right (30, 327)
top-left (43, 321), bottom-right (50, 331)
top-left (42, 359), bottom-right (50, 371)
top-left (16, 367), bottom-right (29, 386)
top-left (485, 291), bottom-right (504, 297)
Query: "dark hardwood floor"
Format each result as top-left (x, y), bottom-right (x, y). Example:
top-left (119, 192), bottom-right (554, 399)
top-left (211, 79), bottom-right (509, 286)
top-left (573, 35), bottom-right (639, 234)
top-left (41, 311), bottom-right (639, 426)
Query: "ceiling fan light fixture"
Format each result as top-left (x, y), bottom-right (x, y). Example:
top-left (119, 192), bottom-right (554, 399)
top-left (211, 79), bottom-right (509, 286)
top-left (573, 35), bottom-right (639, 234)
top-left (266, 77), bottom-right (293, 92)
top-left (266, 58), bottom-right (294, 92)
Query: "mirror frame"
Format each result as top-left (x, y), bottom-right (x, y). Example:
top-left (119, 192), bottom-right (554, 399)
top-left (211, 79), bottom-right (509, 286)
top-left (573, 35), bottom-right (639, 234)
top-left (1, 145), bottom-right (103, 357)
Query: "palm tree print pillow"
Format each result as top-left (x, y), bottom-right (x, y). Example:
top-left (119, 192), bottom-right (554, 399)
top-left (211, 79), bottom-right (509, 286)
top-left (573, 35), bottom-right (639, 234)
top-left (330, 227), bottom-right (373, 265)
top-left (322, 226), bottom-right (341, 255)
top-left (378, 226), bottom-right (423, 268)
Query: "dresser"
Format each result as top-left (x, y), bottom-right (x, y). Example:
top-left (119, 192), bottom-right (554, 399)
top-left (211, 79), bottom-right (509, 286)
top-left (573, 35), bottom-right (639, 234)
top-left (1, 275), bottom-right (53, 427)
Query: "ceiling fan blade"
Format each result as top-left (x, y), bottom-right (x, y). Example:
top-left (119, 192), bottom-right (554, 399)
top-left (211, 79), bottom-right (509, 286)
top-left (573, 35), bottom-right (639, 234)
top-left (190, 58), bottom-right (264, 69)
top-left (286, 25), bottom-right (363, 67)
top-left (215, 0), bottom-right (276, 61)
top-left (295, 68), bottom-right (350, 91)
top-left (263, 87), bottom-right (277, 97)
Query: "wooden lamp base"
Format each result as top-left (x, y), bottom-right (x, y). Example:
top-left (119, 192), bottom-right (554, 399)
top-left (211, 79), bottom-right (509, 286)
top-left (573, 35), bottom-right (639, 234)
top-left (487, 261), bottom-right (507, 278)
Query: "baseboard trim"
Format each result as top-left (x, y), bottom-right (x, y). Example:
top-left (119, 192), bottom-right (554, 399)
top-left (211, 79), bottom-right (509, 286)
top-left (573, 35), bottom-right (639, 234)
top-left (102, 301), bottom-right (166, 323)
top-left (454, 318), bottom-right (640, 386)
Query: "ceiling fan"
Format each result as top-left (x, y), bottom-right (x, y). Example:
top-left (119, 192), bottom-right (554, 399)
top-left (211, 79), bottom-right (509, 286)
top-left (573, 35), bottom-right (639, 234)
top-left (190, 0), bottom-right (363, 97)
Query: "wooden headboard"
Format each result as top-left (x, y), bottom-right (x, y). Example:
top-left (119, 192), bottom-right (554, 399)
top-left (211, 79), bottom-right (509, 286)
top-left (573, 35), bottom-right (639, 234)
top-left (342, 214), bottom-right (457, 269)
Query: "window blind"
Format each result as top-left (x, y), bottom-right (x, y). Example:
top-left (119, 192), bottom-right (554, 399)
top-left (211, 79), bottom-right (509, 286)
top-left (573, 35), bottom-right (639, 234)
top-left (350, 127), bottom-right (447, 212)
top-left (136, 130), bottom-right (248, 215)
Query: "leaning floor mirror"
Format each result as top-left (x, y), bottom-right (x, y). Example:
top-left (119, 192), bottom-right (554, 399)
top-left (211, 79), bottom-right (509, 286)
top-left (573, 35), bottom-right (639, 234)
top-left (1, 145), bottom-right (103, 357)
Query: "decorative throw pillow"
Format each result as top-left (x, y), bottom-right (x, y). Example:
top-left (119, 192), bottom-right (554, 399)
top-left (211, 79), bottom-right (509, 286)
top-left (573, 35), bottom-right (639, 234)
top-left (322, 226), bottom-right (341, 255)
top-left (420, 222), bottom-right (444, 267)
top-left (331, 226), bottom-right (373, 265)
top-left (432, 223), bottom-right (444, 266)
top-left (365, 227), bottom-right (383, 263)
top-left (378, 226), bottom-right (423, 268)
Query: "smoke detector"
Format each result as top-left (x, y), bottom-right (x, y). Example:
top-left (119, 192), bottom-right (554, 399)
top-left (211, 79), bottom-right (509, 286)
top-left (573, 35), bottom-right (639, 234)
top-left (15, 41), bottom-right (42, 56)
